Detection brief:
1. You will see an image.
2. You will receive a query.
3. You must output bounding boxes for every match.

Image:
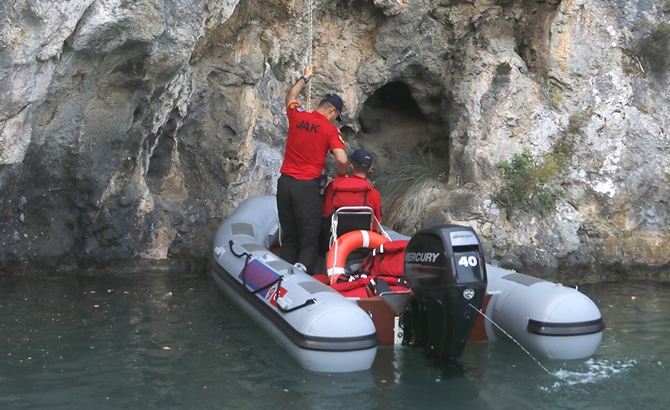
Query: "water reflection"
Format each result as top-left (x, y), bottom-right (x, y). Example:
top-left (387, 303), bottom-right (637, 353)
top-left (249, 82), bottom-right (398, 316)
top-left (0, 274), bottom-right (669, 409)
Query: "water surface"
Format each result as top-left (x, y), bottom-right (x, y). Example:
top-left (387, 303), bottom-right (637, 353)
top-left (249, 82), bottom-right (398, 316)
top-left (0, 272), bottom-right (668, 409)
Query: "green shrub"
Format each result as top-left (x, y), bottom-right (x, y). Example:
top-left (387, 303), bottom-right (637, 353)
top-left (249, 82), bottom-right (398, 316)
top-left (551, 89), bottom-right (563, 110)
top-left (567, 112), bottom-right (587, 135)
top-left (552, 112), bottom-right (585, 160)
top-left (491, 148), bottom-right (565, 214)
top-left (491, 108), bottom-right (588, 214)
top-left (637, 21), bottom-right (670, 75)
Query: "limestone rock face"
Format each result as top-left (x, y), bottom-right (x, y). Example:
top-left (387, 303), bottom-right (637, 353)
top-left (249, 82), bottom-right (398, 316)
top-left (1, 0), bottom-right (669, 281)
top-left (1, 0), bottom-right (241, 271)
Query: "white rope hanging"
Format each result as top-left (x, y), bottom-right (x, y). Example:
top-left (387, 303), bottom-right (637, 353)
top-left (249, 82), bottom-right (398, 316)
top-left (306, 0), bottom-right (313, 110)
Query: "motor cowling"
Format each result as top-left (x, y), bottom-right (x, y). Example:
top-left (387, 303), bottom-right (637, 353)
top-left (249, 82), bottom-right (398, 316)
top-left (402, 225), bottom-right (488, 359)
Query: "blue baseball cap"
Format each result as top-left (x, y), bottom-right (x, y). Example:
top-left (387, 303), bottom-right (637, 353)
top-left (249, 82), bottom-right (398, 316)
top-left (350, 148), bottom-right (373, 168)
top-left (324, 93), bottom-right (344, 122)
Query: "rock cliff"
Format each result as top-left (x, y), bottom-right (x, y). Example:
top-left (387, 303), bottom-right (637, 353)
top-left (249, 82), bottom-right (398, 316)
top-left (1, 0), bottom-right (669, 281)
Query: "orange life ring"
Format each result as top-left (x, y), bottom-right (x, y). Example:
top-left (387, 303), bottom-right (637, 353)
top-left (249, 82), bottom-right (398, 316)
top-left (326, 230), bottom-right (389, 285)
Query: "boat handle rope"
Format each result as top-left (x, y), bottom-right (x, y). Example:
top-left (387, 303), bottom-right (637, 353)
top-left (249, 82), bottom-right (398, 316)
top-left (228, 239), bottom-right (283, 295)
top-left (272, 275), bottom-right (317, 313)
top-left (228, 240), bottom-right (255, 291)
top-left (229, 240), bottom-right (316, 313)
top-left (228, 239), bottom-right (284, 295)
top-left (229, 239), bottom-right (279, 294)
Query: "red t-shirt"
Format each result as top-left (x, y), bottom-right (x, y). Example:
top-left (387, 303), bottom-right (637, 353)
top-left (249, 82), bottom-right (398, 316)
top-left (279, 101), bottom-right (345, 180)
top-left (322, 175), bottom-right (382, 223)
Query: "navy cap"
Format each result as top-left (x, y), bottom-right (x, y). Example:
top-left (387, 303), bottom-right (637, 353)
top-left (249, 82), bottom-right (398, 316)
top-left (350, 148), bottom-right (373, 168)
top-left (324, 93), bottom-right (344, 122)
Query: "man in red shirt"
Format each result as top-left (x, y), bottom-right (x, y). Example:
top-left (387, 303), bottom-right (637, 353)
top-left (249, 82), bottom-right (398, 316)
top-left (277, 65), bottom-right (348, 273)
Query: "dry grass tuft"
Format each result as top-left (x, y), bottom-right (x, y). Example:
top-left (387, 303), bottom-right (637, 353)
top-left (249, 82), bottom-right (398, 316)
top-left (375, 150), bottom-right (446, 235)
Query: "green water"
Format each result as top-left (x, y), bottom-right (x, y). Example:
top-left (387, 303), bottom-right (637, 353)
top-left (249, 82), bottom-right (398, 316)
top-left (0, 272), bottom-right (667, 409)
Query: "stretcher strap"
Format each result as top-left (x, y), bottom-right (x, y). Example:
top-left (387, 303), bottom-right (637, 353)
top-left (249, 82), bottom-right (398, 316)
top-left (229, 239), bottom-right (254, 290)
top-left (229, 239), bottom-right (316, 313)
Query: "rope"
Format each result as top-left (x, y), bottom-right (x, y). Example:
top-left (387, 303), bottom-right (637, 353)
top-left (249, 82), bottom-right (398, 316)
top-left (229, 240), bottom-right (253, 289)
top-left (229, 239), bottom-right (317, 314)
top-left (307, 0), bottom-right (313, 110)
top-left (274, 276), bottom-right (317, 313)
top-left (373, 215), bottom-right (392, 240)
top-left (468, 303), bottom-right (552, 375)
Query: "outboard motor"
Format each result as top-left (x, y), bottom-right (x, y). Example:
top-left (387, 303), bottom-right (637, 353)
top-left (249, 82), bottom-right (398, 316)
top-left (402, 225), bottom-right (488, 359)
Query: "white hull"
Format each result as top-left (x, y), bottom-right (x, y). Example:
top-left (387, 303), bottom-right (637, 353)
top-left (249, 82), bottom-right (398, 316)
top-left (212, 195), bottom-right (604, 372)
top-left (473, 265), bottom-right (603, 359)
top-left (212, 195), bottom-right (377, 373)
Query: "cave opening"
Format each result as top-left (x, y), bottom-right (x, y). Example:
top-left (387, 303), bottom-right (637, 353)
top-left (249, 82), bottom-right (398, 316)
top-left (353, 81), bottom-right (451, 234)
top-left (363, 81), bottom-right (425, 122)
top-left (355, 81), bottom-right (449, 182)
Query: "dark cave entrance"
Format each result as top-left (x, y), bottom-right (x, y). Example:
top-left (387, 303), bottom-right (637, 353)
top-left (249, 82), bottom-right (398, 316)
top-left (354, 81), bottom-right (450, 183)
top-left (361, 81), bottom-right (425, 123)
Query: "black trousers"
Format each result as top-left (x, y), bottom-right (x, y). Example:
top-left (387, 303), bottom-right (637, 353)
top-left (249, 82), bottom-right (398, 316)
top-left (276, 174), bottom-right (322, 273)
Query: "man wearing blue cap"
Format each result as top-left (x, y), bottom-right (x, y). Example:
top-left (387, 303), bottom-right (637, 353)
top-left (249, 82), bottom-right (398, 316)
top-left (277, 65), bottom-right (348, 273)
top-left (322, 148), bottom-right (382, 226)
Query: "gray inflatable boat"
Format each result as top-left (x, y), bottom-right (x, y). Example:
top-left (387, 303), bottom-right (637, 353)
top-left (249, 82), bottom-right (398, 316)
top-left (212, 195), bottom-right (604, 372)
top-left (469, 265), bottom-right (605, 360)
top-left (212, 196), bottom-right (379, 372)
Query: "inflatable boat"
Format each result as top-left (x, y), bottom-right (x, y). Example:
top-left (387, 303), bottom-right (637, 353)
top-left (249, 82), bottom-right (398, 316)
top-left (211, 195), bottom-right (604, 372)
top-left (467, 264), bottom-right (605, 359)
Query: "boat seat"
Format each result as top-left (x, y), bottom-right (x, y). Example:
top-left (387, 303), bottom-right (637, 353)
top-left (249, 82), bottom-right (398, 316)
top-left (318, 206), bottom-right (390, 260)
top-left (331, 206), bottom-right (375, 239)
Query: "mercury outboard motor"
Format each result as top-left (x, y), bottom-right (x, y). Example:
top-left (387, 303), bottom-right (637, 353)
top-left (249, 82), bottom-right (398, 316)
top-left (402, 225), bottom-right (488, 360)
